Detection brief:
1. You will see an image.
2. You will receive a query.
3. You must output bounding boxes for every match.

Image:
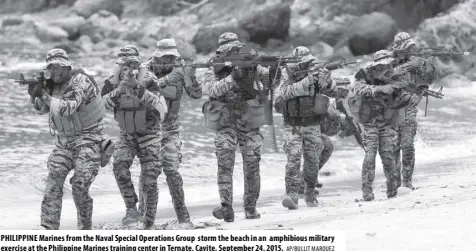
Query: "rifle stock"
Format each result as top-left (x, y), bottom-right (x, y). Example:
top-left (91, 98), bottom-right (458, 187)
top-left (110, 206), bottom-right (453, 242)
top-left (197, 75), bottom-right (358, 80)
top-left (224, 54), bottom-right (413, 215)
top-left (336, 89), bottom-right (365, 150)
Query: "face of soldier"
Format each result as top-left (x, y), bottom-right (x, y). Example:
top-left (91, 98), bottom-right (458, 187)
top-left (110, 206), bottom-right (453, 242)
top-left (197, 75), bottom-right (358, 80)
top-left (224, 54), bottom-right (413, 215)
top-left (47, 64), bottom-right (71, 84)
top-left (373, 64), bottom-right (393, 81)
top-left (152, 55), bottom-right (176, 73)
top-left (119, 61), bottom-right (140, 80)
top-left (225, 46), bottom-right (241, 56)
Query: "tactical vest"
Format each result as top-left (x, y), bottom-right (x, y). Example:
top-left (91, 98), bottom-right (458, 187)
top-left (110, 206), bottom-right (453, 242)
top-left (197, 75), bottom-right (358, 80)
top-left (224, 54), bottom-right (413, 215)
top-left (49, 70), bottom-right (106, 136)
top-left (202, 67), bottom-right (266, 131)
top-left (277, 66), bottom-right (329, 127)
top-left (156, 69), bottom-right (184, 121)
top-left (347, 84), bottom-right (405, 127)
top-left (114, 93), bottom-right (148, 134)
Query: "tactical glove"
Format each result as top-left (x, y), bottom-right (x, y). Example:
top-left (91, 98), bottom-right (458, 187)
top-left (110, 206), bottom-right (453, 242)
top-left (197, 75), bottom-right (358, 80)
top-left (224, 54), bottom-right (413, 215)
top-left (28, 84), bottom-right (46, 98)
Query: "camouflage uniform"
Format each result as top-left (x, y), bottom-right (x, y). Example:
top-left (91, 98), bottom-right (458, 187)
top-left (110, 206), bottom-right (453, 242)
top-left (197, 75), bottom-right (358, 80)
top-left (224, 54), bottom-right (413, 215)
top-left (101, 45), bottom-right (167, 229)
top-left (274, 46), bottom-right (337, 209)
top-left (391, 32), bottom-right (438, 190)
top-left (350, 50), bottom-right (403, 201)
top-left (138, 38), bottom-right (202, 223)
top-left (31, 49), bottom-right (107, 230)
top-left (203, 32), bottom-right (268, 222)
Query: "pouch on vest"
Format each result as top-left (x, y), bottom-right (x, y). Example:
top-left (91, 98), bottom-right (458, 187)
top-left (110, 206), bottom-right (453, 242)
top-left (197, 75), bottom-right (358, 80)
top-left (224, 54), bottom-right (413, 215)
top-left (202, 100), bottom-right (232, 131)
top-left (119, 95), bottom-right (142, 110)
top-left (115, 109), bottom-right (147, 134)
top-left (51, 97), bottom-right (106, 136)
top-left (274, 96), bottom-right (285, 114)
top-left (385, 107), bottom-right (406, 126)
top-left (161, 85), bottom-right (179, 100)
top-left (313, 93), bottom-right (329, 115)
top-left (243, 98), bottom-right (266, 129)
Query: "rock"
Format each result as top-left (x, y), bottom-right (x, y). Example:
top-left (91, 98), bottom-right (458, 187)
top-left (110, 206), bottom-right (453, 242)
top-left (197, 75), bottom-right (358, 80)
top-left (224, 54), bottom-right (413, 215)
top-left (145, 0), bottom-right (185, 16)
top-left (0, 0), bottom-right (76, 14)
top-left (412, 0), bottom-right (476, 79)
top-left (79, 10), bottom-right (122, 43)
top-left (397, 186), bottom-right (413, 196)
top-left (72, 0), bottom-right (124, 19)
top-left (438, 74), bottom-right (472, 88)
top-left (347, 12), bottom-right (398, 56)
top-left (1, 17), bottom-right (23, 27)
top-left (239, 2), bottom-right (291, 45)
top-left (74, 35), bottom-right (94, 53)
top-left (309, 41), bottom-right (334, 60)
top-left (33, 22), bottom-right (69, 42)
top-left (53, 43), bottom-right (82, 54)
top-left (48, 15), bottom-right (86, 40)
top-left (192, 21), bottom-right (249, 54)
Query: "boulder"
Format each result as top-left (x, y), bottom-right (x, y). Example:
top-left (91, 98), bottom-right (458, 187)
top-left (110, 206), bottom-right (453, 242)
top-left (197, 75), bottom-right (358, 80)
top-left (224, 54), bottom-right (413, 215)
top-left (79, 10), bottom-right (122, 43)
top-left (239, 2), bottom-right (291, 45)
top-left (192, 20), bottom-right (249, 54)
top-left (48, 15), bottom-right (86, 40)
top-left (72, 0), bottom-right (123, 19)
top-left (1, 17), bottom-right (23, 27)
top-left (347, 12), bottom-right (398, 56)
top-left (33, 22), bottom-right (69, 42)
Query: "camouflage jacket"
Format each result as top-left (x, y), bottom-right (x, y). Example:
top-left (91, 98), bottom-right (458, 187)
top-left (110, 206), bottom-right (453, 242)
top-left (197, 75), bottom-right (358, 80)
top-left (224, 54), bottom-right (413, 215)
top-left (101, 70), bottom-right (166, 134)
top-left (153, 67), bottom-right (203, 131)
top-left (274, 66), bottom-right (337, 102)
top-left (203, 65), bottom-right (268, 102)
top-left (32, 72), bottom-right (105, 149)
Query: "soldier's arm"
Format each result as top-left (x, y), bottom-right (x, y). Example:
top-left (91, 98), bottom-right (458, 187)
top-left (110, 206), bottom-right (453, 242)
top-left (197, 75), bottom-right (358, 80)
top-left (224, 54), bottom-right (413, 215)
top-left (183, 72), bottom-right (203, 99)
top-left (351, 79), bottom-right (379, 97)
top-left (101, 77), bottom-right (121, 111)
top-left (135, 72), bottom-right (167, 114)
top-left (202, 66), bottom-right (236, 97)
top-left (392, 57), bottom-right (424, 76)
top-left (32, 96), bottom-right (49, 115)
top-left (43, 74), bottom-right (91, 117)
top-left (274, 67), bottom-right (315, 101)
top-left (317, 71), bottom-right (337, 98)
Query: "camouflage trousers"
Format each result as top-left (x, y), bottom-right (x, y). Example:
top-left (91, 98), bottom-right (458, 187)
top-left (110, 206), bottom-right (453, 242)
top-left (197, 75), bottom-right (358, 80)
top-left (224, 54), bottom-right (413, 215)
top-left (41, 143), bottom-right (101, 230)
top-left (214, 127), bottom-right (263, 210)
top-left (282, 124), bottom-right (323, 201)
top-left (138, 131), bottom-right (190, 223)
top-left (394, 121), bottom-right (418, 186)
top-left (298, 134), bottom-right (334, 191)
top-left (361, 124), bottom-right (399, 197)
top-left (112, 134), bottom-right (161, 226)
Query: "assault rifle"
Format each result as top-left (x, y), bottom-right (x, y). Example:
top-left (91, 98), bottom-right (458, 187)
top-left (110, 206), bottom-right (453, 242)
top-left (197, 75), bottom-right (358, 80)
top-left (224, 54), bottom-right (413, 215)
top-left (421, 86), bottom-right (444, 116)
top-left (292, 59), bottom-right (362, 77)
top-left (335, 86), bottom-right (365, 150)
top-left (13, 71), bottom-right (46, 87)
top-left (149, 53), bottom-right (301, 72)
top-left (393, 46), bottom-right (470, 58)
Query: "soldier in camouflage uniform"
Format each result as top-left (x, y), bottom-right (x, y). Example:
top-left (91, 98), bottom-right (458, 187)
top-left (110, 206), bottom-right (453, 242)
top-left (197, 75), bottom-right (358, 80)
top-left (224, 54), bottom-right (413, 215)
top-left (351, 50), bottom-right (406, 201)
top-left (391, 32), bottom-right (438, 190)
top-left (29, 48), bottom-right (111, 230)
top-left (101, 45), bottom-right (168, 229)
top-left (203, 32), bottom-right (269, 222)
top-left (137, 38), bottom-right (202, 224)
top-left (274, 46), bottom-right (337, 210)
top-left (297, 99), bottom-right (350, 195)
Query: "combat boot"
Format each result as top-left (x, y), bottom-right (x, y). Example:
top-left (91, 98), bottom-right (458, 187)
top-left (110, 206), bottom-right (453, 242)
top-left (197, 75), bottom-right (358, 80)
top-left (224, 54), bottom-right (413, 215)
top-left (282, 194), bottom-right (299, 210)
top-left (363, 193), bottom-right (375, 201)
top-left (122, 207), bottom-right (141, 226)
top-left (245, 208), bottom-right (261, 219)
top-left (304, 190), bottom-right (318, 207)
top-left (402, 181), bottom-right (415, 190)
top-left (212, 205), bottom-right (234, 222)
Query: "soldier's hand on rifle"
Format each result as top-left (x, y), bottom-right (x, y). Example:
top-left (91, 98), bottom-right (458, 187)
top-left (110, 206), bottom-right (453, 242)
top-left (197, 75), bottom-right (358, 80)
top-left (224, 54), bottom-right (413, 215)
top-left (28, 84), bottom-right (46, 98)
top-left (231, 66), bottom-right (244, 80)
top-left (184, 66), bottom-right (196, 76)
top-left (317, 67), bottom-right (332, 87)
top-left (374, 84), bottom-right (394, 95)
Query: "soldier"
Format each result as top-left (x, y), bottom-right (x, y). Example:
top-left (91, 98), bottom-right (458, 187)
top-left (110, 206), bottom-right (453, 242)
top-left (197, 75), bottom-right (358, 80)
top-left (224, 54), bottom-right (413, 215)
top-left (391, 32), bottom-right (438, 190)
top-left (202, 32), bottom-right (269, 222)
top-left (29, 48), bottom-right (113, 230)
top-left (101, 45), bottom-right (167, 229)
top-left (274, 46), bottom-right (337, 210)
top-left (350, 50), bottom-right (406, 201)
top-left (297, 99), bottom-right (351, 195)
top-left (138, 38), bottom-right (202, 224)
